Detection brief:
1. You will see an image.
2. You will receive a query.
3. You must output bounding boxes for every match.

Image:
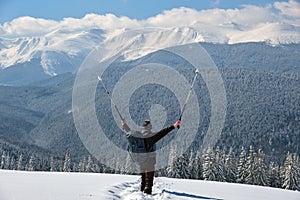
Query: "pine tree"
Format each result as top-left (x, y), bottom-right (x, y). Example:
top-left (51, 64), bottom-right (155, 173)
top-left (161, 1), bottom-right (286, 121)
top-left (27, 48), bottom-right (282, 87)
top-left (27, 154), bottom-right (35, 171)
top-left (245, 146), bottom-right (255, 185)
top-left (214, 147), bottom-right (226, 182)
top-left (225, 148), bottom-right (237, 183)
top-left (174, 153), bottom-right (190, 179)
top-left (269, 162), bottom-right (281, 188)
top-left (166, 145), bottom-right (177, 178)
top-left (17, 154), bottom-right (23, 171)
top-left (72, 163), bottom-right (78, 172)
top-left (50, 156), bottom-right (56, 172)
top-left (188, 151), bottom-right (195, 179)
top-left (281, 153), bottom-right (300, 190)
top-left (0, 150), bottom-right (5, 169)
top-left (202, 147), bottom-right (216, 181)
top-left (10, 156), bottom-right (16, 170)
top-left (116, 161), bottom-right (123, 175)
top-left (85, 155), bottom-right (99, 173)
top-left (92, 160), bottom-right (100, 173)
top-left (62, 150), bottom-right (71, 172)
top-left (237, 146), bottom-right (247, 183)
top-left (4, 152), bottom-right (10, 170)
top-left (85, 155), bottom-right (92, 172)
top-left (194, 150), bottom-right (203, 180)
top-left (254, 148), bottom-right (269, 186)
top-left (78, 156), bottom-right (87, 172)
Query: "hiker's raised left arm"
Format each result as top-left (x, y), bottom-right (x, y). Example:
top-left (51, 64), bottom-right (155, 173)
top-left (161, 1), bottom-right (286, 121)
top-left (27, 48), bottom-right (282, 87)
top-left (146, 120), bottom-right (181, 145)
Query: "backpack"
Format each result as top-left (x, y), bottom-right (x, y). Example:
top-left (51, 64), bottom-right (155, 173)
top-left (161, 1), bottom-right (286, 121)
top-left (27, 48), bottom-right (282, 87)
top-left (126, 131), bottom-right (148, 164)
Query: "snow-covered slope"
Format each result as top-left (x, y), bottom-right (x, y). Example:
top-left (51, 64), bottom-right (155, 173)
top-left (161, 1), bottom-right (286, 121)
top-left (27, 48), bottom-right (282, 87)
top-left (0, 28), bottom-right (104, 72)
top-left (104, 27), bottom-right (204, 61)
top-left (228, 22), bottom-right (300, 44)
top-left (0, 170), bottom-right (299, 200)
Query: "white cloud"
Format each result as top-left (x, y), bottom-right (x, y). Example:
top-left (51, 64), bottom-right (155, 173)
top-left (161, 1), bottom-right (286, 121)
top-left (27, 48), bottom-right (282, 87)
top-left (0, 16), bottom-right (58, 36)
top-left (145, 5), bottom-right (279, 30)
top-left (145, 7), bottom-right (200, 28)
top-left (59, 14), bottom-right (141, 31)
top-left (0, 1), bottom-right (299, 44)
top-left (274, 0), bottom-right (300, 18)
top-left (0, 13), bottom-right (141, 37)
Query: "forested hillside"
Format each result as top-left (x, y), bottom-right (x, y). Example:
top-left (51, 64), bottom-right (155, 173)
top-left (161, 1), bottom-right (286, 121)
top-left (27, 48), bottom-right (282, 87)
top-left (0, 43), bottom-right (299, 187)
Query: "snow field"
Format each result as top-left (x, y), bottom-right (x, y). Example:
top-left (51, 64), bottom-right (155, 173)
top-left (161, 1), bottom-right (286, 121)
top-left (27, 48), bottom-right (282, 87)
top-left (0, 170), bottom-right (299, 200)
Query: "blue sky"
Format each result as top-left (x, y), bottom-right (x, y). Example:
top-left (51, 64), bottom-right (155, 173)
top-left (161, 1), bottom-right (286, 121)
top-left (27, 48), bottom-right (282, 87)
top-left (0, 0), bottom-right (282, 23)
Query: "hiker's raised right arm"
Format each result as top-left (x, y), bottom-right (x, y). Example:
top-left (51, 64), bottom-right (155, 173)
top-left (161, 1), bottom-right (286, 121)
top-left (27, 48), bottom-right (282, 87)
top-left (122, 119), bottom-right (131, 133)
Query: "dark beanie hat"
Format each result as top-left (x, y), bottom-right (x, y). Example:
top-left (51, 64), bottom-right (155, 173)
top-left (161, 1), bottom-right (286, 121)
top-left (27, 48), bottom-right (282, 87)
top-left (142, 120), bottom-right (152, 130)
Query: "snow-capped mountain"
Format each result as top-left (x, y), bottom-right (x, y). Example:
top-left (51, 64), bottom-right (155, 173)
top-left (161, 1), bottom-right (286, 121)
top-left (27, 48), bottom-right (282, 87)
top-left (0, 10), bottom-right (300, 85)
top-left (104, 27), bottom-right (204, 61)
top-left (1, 22), bottom-right (299, 69)
top-left (191, 22), bottom-right (300, 44)
top-left (0, 26), bottom-right (207, 85)
top-left (0, 28), bottom-right (104, 73)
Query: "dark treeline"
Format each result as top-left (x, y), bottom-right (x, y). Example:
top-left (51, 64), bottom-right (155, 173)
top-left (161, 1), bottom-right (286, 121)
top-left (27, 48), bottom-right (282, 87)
top-left (1, 142), bottom-right (299, 192)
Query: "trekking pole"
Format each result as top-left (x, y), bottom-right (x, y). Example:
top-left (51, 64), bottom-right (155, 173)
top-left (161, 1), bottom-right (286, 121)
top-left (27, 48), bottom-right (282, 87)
top-left (177, 69), bottom-right (199, 129)
top-left (97, 75), bottom-right (125, 121)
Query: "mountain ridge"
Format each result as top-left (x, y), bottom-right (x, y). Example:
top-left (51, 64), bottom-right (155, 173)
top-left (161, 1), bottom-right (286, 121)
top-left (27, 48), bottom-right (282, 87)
top-left (0, 41), bottom-right (300, 86)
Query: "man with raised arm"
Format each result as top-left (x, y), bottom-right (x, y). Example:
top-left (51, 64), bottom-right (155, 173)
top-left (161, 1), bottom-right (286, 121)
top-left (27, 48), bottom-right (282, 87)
top-left (122, 119), bottom-right (181, 195)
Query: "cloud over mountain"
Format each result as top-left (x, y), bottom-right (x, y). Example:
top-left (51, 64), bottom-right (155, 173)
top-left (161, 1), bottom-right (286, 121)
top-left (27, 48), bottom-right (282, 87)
top-left (274, 0), bottom-right (300, 18)
top-left (0, 0), bottom-right (299, 39)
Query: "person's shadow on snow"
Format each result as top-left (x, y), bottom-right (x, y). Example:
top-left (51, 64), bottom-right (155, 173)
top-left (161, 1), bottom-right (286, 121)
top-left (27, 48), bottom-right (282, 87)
top-left (162, 189), bottom-right (223, 200)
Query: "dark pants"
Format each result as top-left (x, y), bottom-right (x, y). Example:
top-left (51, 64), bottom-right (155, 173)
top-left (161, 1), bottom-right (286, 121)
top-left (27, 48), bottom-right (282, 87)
top-left (140, 164), bottom-right (155, 194)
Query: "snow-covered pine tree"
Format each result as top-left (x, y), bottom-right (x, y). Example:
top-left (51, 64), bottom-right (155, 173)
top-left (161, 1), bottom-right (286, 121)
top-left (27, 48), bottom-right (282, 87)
top-left (116, 162), bottom-right (123, 174)
top-left (296, 154), bottom-right (300, 190)
top-left (188, 150), bottom-right (195, 179)
top-left (61, 150), bottom-right (71, 172)
top-left (10, 156), bottom-right (16, 170)
top-left (254, 148), bottom-right (269, 186)
top-left (173, 152), bottom-right (190, 179)
top-left (237, 146), bottom-right (247, 183)
top-left (72, 162), bottom-right (78, 172)
top-left (214, 147), bottom-right (226, 182)
top-left (269, 162), bottom-right (281, 188)
top-left (280, 152), bottom-right (300, 190)
top-left (102, 158), bottom-right (110, 173)
top-left (166, 145), bottom-right (177, 178)
top-left (50, 156), bottom-right (56, 172)
top-left (0, 150), bottom-right (5, 169)
top-left (27, 154), bottom-right (35, 171)
top-left (194, 150), bottom-right (203, 180)
top-left (225, 147), bottom-right (237, 183)
top-left (245, 145), bottom-right (255, 185)
top-left (4, 151), bottom-right (10, 170)
top-left (78, 156), bottom-right (87, 172)
top-left (85, 155), bottom-right (99, 173)
top-left (85, 155), bottom-right (93, 172)
top-left (92, 160), bottom-right (101, 173)
top-left (202, 147), bottom-right (216, 181)
top-left (17, 154), bottom-right (23, 171)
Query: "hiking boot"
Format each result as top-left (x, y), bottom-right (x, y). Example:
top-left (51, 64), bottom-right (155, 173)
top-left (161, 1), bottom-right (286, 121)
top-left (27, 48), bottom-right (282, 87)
top-left (141, 173), bottom-right (146, 191)
top-left (140, 184), bottom-right (145, 192)
top-left (143, 186), bottom-right (152, 195)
